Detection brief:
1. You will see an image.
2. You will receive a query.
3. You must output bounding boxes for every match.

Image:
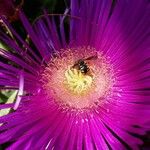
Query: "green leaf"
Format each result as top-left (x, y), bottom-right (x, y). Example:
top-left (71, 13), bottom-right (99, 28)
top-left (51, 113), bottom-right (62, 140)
top-left (0, 90), bottom-right (17, 117)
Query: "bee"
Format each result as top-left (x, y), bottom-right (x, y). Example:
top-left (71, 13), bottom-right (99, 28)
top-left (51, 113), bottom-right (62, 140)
top-left (72, 55), bottom-right (98, 74)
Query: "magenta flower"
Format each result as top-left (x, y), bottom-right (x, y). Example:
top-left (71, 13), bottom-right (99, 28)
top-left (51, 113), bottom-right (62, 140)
top-left (0, 0), bottom-right (150, 149)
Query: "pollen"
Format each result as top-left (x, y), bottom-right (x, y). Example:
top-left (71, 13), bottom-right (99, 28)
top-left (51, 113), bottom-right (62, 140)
top-left (41, 46), bottom-right (115, 110)
top-left (64, 68), bottom-right (93, 95)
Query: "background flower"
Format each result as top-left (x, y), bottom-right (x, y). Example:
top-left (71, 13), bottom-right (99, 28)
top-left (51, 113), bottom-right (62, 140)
top-left (0, 0), bottom-right (150, 149)
top-left (0, 0), bottom-right (24, 22)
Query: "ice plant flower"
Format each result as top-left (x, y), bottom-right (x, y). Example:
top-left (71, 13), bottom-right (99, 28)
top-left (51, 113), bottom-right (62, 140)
top-left (0, 0), bottom-right (150, 149)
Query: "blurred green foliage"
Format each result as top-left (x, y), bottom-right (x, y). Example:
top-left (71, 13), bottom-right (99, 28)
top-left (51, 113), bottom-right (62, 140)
top-left (23, 0), bottom-right (66, 21)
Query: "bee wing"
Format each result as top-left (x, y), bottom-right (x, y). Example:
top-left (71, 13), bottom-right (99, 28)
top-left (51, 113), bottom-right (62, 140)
top-left (85, 55), bottom-right (98, 61)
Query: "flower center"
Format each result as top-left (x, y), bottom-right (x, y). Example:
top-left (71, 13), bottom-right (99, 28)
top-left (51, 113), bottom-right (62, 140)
top-left (64, 68), bottom-right (93, 95)
top-left (41, 47), bottom-right (114, 110)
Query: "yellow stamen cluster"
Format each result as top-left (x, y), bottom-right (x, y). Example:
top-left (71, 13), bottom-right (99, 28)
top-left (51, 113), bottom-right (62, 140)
top-left (64, 68), bottom-right (93, 95)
